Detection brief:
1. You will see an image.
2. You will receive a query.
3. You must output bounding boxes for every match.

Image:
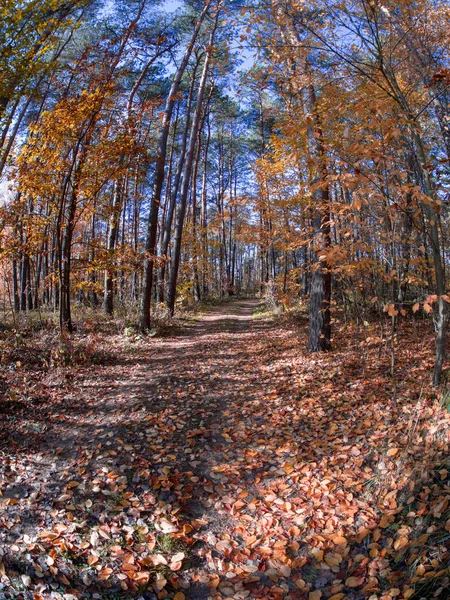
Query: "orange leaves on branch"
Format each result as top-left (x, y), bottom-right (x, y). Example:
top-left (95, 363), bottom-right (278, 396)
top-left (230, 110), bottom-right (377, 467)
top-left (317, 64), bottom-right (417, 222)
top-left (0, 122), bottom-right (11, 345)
top-left (384, 304), bottom-right (398, 317)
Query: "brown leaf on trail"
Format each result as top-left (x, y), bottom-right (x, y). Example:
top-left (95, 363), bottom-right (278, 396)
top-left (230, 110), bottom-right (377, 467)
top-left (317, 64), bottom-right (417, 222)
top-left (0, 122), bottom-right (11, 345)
top-left (171, 552), bottom-right (185, 562)
top-left (169, 560), bottom-right (183, 571)
top-left (158, 518), bottom-right (178, 533)
top-left (331, 534), bottom-right (347, 546)
top-left (387, 447), bottom-right (399, 457)
top-left (309, 591), bottom-right (322, 600)
top-left (380, 514), bottom-right (395, 528)
top-left (132, 571), bottom-right (150, 583)
top-left (155, 575), bottom-right (167, 591)
top-left (325, 553), bottom-right (342, 567)
top-left (98, 568), bottom-right (113, 581)
top-left (393, 535), bottom-right (409, 550)
top-left (345, 576), bottom-right (365, 588)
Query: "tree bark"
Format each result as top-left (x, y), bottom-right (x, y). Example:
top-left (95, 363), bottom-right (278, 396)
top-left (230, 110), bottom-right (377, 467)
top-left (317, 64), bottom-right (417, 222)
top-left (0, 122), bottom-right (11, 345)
top-left (140, 1), bottom-right (211, 330)
top-left (166, 16), bottom-right (218, 315)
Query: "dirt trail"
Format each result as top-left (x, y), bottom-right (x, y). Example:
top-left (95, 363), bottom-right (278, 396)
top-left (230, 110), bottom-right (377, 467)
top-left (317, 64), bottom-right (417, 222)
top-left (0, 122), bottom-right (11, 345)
top-left (2, 299), bottom-right (303, 599)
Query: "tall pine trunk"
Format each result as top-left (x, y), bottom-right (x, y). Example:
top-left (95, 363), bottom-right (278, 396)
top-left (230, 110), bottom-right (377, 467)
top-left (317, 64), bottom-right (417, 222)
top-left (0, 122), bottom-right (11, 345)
top-left (140, 2), bottom-right (210, 330)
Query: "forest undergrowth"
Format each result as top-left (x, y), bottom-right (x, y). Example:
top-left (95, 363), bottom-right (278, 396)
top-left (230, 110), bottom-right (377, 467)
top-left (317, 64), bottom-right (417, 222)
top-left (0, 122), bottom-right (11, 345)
top-left (1, 300), bottom-right (449, 600)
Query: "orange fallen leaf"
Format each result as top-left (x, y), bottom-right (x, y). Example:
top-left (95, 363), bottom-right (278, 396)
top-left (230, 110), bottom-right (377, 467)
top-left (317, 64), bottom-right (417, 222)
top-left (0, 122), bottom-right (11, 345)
top-left (98, 568), bottom-right (113, 581)
top-left (393, 535), bottom-right (409, 550)
top-left (331, 534), bottom-right (347, 546)
top-left (387, 448), bottom-right (399, 457)
top-left (346, 576), bottom-right (364, 588)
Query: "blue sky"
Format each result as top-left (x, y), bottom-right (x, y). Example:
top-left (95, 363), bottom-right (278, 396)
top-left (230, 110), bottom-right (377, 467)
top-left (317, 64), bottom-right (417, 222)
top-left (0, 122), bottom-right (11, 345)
top-left (162, 0), bottom-right (183, 11)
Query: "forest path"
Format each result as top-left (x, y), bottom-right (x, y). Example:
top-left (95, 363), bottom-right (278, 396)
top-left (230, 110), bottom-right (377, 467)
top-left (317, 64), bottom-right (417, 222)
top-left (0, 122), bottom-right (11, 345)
top-left (2, 300), bottom-right (444, 600)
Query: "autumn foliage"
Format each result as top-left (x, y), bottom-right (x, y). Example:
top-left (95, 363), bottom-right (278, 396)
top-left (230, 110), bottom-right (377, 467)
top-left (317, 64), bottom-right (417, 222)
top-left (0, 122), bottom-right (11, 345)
top-left (0, 0), bottom-right (450, 598)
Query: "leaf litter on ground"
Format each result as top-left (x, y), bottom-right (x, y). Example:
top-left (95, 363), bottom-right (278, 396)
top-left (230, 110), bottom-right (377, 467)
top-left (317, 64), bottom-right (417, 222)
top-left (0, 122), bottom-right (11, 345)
top-left (0, 300), bottom-right (449, 600)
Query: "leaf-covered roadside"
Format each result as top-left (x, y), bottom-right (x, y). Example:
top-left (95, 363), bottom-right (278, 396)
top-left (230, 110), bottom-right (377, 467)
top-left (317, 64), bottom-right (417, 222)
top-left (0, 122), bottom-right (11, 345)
top-left (1, 301), bottom-right (450, 600)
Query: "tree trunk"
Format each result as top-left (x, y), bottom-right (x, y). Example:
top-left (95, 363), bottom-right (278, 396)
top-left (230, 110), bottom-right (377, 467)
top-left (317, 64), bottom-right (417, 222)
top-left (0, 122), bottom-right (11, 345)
top-left (166, 17), bottom-right (218, 315)
top-left (104, 181), bottom-right (122, 315)
top-left (302, 80), bottom-right (332, 352)
top-left (140, 1), bottom-right (211, 331)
